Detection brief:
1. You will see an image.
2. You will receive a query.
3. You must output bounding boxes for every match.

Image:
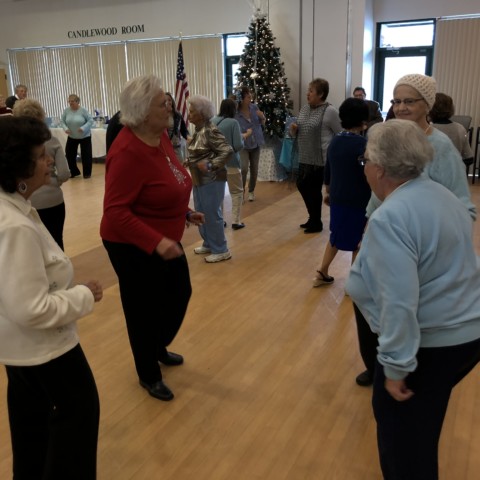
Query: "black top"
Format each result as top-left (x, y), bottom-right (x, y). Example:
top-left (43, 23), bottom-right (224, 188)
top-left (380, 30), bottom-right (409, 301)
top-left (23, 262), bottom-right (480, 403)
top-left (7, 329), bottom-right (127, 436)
top-left (168, 111), bottom-right (189, 143)
top-left (5, 96), bottom-right (17, 109)
top-left (106, 111), bottom-right (124, 153)
top-left (324, 132), bottom-right (371, 208)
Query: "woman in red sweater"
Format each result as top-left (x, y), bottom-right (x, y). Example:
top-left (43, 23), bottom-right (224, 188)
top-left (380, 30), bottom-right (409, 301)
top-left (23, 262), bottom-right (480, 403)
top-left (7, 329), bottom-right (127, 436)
top-left (100, 75), bottom-right (204, 401)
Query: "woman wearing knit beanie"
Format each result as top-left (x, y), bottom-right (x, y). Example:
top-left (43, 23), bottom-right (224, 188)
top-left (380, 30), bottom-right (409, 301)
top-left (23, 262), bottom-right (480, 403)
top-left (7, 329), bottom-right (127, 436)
top-left (352, 74), bottom-right (476, 385)
top-left (365, 73), bottom-right (476, 220)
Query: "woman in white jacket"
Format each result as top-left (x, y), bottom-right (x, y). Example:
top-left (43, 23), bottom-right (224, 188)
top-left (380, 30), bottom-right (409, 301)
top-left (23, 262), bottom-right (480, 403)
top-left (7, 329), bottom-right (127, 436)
top-left (0, 116), bottom-right (103, 479)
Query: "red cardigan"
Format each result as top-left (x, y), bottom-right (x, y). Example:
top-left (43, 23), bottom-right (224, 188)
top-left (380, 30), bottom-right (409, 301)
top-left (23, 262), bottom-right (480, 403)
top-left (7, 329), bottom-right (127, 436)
top-left (100, 128), bottom-right (192, 253)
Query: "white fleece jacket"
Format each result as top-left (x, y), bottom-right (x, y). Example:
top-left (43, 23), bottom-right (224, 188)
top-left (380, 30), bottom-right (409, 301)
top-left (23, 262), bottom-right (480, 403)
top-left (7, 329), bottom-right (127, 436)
top-left (0, 189), bottom-right (94, 366)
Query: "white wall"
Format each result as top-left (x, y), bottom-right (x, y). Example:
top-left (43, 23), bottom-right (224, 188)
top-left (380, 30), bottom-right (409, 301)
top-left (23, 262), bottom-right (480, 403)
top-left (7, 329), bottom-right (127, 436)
top-left (0, 0), bottom-right (356, 112)
top-left (293, 0), bottom-right (374, 111)
top-left (0, 0), bottom-right (250, 49)
top-left (373, 0), bottom-right (480, 22)
top-left (1, 0), bottom-right (479, 113)
top-left (0, 0), bottom-right (303, 106)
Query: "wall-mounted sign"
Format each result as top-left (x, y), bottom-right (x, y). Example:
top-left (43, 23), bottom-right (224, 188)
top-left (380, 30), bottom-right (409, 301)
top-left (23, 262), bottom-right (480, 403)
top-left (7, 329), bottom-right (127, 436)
top-left (67, 24), bottom-right (145, 39)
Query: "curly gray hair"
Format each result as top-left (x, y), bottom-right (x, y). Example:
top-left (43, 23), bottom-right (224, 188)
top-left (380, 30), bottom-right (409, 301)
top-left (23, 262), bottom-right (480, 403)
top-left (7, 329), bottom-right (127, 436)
top-left (119, 74), bottom-right (163, 128)
top-left (13, 99), bottom-right (46, 121)
top-left (188, 95), bottom-right (215, 121)
top-left (366, 120), bottom-right (433, 179)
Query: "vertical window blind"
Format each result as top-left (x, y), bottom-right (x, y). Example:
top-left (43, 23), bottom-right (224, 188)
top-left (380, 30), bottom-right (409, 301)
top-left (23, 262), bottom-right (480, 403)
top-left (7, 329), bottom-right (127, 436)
top-left (433, 17), bottom-right (480, 129)
top-left (7, 36), bottom-right (223, 120)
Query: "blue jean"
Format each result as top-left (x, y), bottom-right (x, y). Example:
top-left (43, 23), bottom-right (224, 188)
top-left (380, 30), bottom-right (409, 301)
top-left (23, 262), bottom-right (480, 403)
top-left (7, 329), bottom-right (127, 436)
top-left (193, 181), bottom-right (228, 254)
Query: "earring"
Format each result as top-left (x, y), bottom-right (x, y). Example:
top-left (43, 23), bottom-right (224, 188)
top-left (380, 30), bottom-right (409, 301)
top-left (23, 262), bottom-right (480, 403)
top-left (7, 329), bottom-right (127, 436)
top-left (17, 181), bottom-right (28, 194)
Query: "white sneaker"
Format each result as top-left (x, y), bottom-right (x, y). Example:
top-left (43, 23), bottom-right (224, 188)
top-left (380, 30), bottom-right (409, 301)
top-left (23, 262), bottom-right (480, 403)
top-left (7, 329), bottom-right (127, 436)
top-left (248, 192), bottom-right (255, 202)
top-left (205, 251), bottom-right (232, 263)
top-left (194, 246), bottom-right (211, 254)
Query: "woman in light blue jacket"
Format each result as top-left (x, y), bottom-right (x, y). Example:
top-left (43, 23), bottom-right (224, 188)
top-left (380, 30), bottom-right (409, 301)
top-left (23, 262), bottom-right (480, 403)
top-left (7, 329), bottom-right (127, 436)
top-left (61, 94), bottom-right (94, 178)
top-left (347, 120), bottom-right (480, 480)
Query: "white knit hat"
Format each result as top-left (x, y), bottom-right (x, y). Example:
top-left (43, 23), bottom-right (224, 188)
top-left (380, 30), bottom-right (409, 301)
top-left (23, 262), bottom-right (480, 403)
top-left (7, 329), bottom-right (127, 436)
top-left (394, 74), bottom-right (437, 109)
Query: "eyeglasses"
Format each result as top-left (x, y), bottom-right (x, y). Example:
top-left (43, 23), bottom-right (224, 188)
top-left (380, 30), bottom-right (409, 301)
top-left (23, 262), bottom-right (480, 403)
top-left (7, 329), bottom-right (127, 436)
top-left (358, 155), bottom-right (369, 166)
top-left (390, 98), bottom-right (424, 106)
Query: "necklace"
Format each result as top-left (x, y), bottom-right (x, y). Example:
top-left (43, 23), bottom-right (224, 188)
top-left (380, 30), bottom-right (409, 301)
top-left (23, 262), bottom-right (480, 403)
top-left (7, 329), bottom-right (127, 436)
top-left (424, 124), bottom-right (431, 135)
top-left (341, 129), bottom-right (362, 136)
top-left (160, 143), bottom-right (187, 186)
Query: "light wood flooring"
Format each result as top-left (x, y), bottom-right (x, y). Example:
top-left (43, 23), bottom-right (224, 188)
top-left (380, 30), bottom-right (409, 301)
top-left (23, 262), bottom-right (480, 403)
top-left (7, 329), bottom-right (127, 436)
top-left (1, 164), bottom-right (480, 479)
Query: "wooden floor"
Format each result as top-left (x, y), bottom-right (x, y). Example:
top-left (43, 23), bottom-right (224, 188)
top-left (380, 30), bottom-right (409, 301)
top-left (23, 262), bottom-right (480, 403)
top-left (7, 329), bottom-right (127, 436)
top-left (1, 164), bottom-right (480, 479)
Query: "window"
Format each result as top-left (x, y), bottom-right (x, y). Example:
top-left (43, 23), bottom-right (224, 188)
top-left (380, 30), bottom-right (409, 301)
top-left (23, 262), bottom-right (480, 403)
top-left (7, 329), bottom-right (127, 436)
top-left (379, 21), bottom-right (435, 48)
top-left (8, 36), bottom-right (224, 119)
top-left (224, 34), bottom-right (248, 97)
top-left (374, 19), bottom-right (435, 112)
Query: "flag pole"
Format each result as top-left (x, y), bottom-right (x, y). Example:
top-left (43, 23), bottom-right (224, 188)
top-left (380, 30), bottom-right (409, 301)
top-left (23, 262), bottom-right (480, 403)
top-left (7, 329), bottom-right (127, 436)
top-left (175, 34), bottom-right (190, 128)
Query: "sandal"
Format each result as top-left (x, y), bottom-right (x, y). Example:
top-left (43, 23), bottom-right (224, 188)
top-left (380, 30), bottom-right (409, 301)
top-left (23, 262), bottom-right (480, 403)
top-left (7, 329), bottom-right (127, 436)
top-left (312, 270), bottom-right (334, 287)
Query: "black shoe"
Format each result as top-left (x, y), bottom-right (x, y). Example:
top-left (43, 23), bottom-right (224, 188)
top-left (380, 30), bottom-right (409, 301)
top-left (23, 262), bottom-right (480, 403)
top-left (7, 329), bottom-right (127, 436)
top-left (139, 380), bottom-right (174, 401)
top-left (83, 174), bottom-right (91, 179)
top-left (224, 221), bottom-right (227, 228)
top-left (70, 172), bottom-right (81, 178)
top-left (159, 351), bottom-right (184, 366)
top-left (299, 221), bottom-right (311, 229)
top-left (232, 223), bottom-right (245, 230)
top-left (304, 225), bottom-right (323, 234)
top-left (355, 370), bottom-right (373, 387)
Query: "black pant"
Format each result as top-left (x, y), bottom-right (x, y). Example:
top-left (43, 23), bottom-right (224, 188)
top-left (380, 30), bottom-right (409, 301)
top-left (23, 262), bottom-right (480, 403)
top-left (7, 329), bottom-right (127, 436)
top-left (372, 338), bottom-right (480, 480)
top-left (37, 202), bottom-right (66, 250)
top-left (103, 240), bottom-right (192, 383)
top-left (6, 344), bottom-right (99, 480)
top-left (296, 163), bottom-right (324, 227)
top-left (353, 303), bottom-right (378, 374)
top-left (65, 136), bottom-right (93, 177)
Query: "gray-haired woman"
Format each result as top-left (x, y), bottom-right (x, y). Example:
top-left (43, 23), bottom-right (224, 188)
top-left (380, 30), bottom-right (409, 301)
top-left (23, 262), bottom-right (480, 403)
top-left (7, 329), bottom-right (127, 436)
top-left (346, 119), bottom-right (480, 480)
top-left (61, 94), bottom-right (94, 178)
top-left (101, 75), bottom-right (204, 401)
top-left (355, 73), bottom-right (477, 388)
top-left (13, 98), bottom-right (70, 249)
top-left (188, 95), bottom-right (233, 263)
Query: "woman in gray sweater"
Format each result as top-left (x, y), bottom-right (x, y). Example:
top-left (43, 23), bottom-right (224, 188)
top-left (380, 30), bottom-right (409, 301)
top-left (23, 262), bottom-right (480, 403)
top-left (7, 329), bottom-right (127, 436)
top-left (13, 99), bottom-right (70, 249)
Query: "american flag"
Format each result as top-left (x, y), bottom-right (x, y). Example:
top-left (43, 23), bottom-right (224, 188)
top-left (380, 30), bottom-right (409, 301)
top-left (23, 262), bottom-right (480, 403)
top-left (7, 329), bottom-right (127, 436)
top-left (175, 41), bottom-right (190, 127)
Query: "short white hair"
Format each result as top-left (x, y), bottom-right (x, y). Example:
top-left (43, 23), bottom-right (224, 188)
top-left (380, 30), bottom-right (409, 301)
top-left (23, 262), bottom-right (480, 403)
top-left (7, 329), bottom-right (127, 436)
top-left (366, 120), bottom-right (434, 179)
top-left (120, 74), bottom-right (163, 128)
top-left (12, 99), bottom-right (46, 121)
top-left (188, 95), bottom-right (215, 120)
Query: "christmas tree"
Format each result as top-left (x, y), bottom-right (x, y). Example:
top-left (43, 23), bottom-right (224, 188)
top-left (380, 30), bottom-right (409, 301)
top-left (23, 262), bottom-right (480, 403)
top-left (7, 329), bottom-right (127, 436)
top-left (235, 10), bottom-right (292, 138)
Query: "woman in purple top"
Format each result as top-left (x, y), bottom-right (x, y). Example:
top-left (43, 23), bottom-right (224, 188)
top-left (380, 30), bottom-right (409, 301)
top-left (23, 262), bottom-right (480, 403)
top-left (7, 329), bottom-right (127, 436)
top-left (235, 87), bottom-right (265, 202)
